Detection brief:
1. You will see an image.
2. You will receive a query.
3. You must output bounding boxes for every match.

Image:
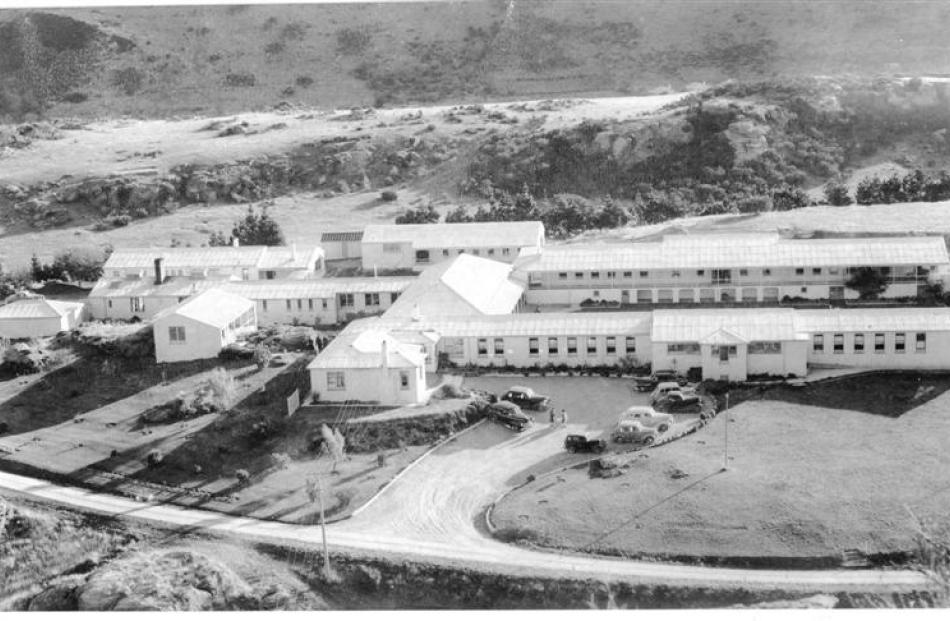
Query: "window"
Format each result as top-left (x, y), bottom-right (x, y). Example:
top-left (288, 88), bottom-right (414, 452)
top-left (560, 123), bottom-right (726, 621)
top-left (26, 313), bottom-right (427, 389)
top-left (327, 372), bottom-right (345, 390)
top-left (833, 333), bottom-right (844, 353)
top-left (493, 337), bottom-right (504, 355)
top-left (502, 248), bottom-right (511, 256)
top-left (623, 271), bottom-right (632, 278)
top-left (575, 272), bottom-right (584, 280)
top-left (442, 249), bottom-right (450, 257)
top-left (383, 243), bottom-right (401, 253)
top-left (365, 293), bottom-right (380, 306)
top-left (658, 289), bottom-right (673, 303)
top-left (795, 268), bottom-right (805, 275)
top-left (607, 271), bottom-right (617, 279)
top-left (415, 250), bottom-right (430, 263)
top-left (606, 337), bottom-right (616, 354)
top-left (748, 341), bottom-right (781, 354)
top-left (875, 333), bottom-right (885, 352)
top-left (399, 372), bottom-right (410, 390)
top-left (762, 268), bottom-right (772, 276)
top-left (739, 269), bottom-right (748, 276)
top-left (917, 333), bottom-right (927, 352)
top-left (587, 337), bottom-right (597, 354)
top-left (812, 268), bottom-right (822, 275)
top-left (639, 271), bottom-right (649, 278)
top-left (558, 272), bottom-right (568, 280)
top-left (625, 336), bottom-right (636, 353)
top-left (130, 297), bottom-right (144, 313)
top-left (285, 299), bottom-right (291, 311)
top-left (472, 249), bottom-right (480, 256)
top-left (667, 342), bottom-right (700, 354)
top-left (697, 270), bottom-right (705, 277)
top-left (813, 334), bottom-right (824, 352)
top-left (895, 332), bottom-right (906, 353)
top-left (308, 299), bottom-right (314, 310)
top-left (712, 269), bottom-right (731, 284)
top-left (339, 293), bottom-right (354, 307)
top-left (488, 249), bottom-right (495, 256)
top-left (262, 300), bottom-right (268, 311)
top-left (529, 338), bottom-right (539, 356)
top-left (168, 326), bottom-right (186, 343)
top-left (107, 300), bottom-right (113, 309)
top-left (390, 292), bottom-right (399, 303)
top-left (297, 299), bottom-right (303, 310)
top-left (591, 271), bottom-right (600, 279)
top-left (714, 345), bottom-right (737, 362)
top-left (801, 287), bottom-right (808, 293)
top-left (567, 337), bottom-right (577, 355)
top-left (854, 333), bottom-right (865, 352)
top-left (241, 268), bottom-right (249, 280)
top-left (322, 299), bottom-right (329, 309)
top-left (547, 337), bottom-right (559, 355)
top-left (477, 338), bottom-right (488, 356)
top-left (829, 267), bottom-right (840, 275)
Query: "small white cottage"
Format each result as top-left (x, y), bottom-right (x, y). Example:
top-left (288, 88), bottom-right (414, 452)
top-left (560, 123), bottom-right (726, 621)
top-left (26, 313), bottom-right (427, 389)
top-left (152, 289), bottom-right (257, 363)
top-left (308, 325), bottom-right (428, 405)
top-left (0, 296), bottom-right (86, 339)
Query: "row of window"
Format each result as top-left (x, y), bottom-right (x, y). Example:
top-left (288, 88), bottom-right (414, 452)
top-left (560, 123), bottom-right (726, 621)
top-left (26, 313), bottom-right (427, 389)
top-left (326, 370), bottom-right (411, 391)
top-left (474, 336), bottom-right (637, 357)
top-left (551, 266), bottom-right (900, 282)
top-left (259, 292), bottom-right (399, 312)
top-left (665, 341), bottom-right (782, 355)
top-left (813, 332), bottom-right (926, 354)
top-left (415, 247), bottom-right (513, 262)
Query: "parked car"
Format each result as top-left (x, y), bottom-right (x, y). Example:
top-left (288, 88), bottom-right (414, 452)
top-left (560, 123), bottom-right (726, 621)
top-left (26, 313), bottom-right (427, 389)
top-left (654, 390), bottom-right (704, 414)
top-left (500, 386), bottom-right (550, 411)
top-left (649, 381), bottom-right (696, 405)
top-left (486, 400), bottom-right (532, 432)
top-left (610, 420), bottom-right (658, 445)
top-left (618, 405), bottom-right (675, 433)
top-left (564, 434), bottom-right (607, 454)
top-left (632, 369), bottom-right (689, 392)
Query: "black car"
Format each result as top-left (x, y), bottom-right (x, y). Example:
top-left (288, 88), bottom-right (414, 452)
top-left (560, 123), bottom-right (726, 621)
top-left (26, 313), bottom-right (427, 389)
top-left (486, 400), bottom-right (532, 432)
top-left (564, 434), bottom-right (607, 454)
top-left (500, 386), bottom-right (550, 411)
top-left (632, 369), bottom-right (689, 392)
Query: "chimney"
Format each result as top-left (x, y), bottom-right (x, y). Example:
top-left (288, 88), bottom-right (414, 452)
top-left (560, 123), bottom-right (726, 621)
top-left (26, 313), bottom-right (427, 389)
top-left (153, 257), bottom-right (165, 285)
top-left (232, 237), bottom-right (239, 248)
top-left (380, 338), bottom-right (389, 370)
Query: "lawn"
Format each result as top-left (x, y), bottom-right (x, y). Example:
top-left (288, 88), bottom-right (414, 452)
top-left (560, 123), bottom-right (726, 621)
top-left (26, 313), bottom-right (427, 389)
top-left (491, 373), bottom-right (950, 566)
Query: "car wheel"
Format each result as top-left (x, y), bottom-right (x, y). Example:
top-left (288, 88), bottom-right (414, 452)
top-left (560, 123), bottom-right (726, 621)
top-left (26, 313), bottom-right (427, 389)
top-left (643, 436), bottom-right (655, 446)
top-left (568, 446), bottom-right (576, 453)
top-left (657, 423), bottom-right (670, 433)
top-left (597, 445), bottom-right (606, 453)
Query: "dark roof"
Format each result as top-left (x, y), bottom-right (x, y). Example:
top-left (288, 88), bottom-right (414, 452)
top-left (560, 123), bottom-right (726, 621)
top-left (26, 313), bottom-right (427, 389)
top-left (321, 231), bottom-right (364, 242)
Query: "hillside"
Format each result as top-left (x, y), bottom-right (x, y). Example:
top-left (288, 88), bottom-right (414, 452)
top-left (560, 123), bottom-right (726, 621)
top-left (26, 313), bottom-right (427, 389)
top-left (1, 1), bottom-right (950, 121)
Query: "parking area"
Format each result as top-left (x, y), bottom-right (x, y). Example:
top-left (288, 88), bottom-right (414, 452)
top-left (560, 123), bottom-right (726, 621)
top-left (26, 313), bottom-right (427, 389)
top-left (462, 375), bottom-right (704, 445)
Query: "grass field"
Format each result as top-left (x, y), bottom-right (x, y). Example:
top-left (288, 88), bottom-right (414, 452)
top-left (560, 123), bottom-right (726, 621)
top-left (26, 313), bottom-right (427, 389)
top-left (491, 372), bottom-right (950, 565)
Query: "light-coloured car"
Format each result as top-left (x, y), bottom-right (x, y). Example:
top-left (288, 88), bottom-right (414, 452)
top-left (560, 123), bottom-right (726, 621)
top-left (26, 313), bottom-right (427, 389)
top-left (618, 405), bottom-right (675, 433)
top-left (649, 381), bottom-right (695, 405)
top-left (611, 419), bottom-right (658, 445)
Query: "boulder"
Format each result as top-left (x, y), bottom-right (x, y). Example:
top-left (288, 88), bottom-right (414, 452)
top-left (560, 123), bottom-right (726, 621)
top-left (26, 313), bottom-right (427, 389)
top-left (28, 578), bottom-right (84, 611)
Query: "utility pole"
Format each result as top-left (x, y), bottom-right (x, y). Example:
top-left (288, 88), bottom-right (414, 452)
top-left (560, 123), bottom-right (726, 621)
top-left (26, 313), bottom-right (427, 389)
top-left (318, 475), bottom-right (330, 572)
top-left (722, 392), bottom-right (729, 472)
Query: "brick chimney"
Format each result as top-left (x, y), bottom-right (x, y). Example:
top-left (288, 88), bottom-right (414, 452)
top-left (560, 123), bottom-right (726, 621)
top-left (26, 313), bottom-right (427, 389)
top-left (153, 257), bottom-right (165, 285)
top-left (380, 337), bottom-right (389, 370)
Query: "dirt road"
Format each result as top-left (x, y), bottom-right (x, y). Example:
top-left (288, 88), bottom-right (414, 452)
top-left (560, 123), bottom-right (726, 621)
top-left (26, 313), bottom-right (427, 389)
top-left (0, 421), bottom-right (929, 593)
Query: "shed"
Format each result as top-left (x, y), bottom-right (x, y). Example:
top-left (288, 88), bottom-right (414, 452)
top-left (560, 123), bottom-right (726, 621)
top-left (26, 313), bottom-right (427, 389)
top-left (320, 231), bottom-right (364, 261)
top-left (152, 289), bottom-right (256, 363)
top-left (0, 297), bottom-right (86, 339)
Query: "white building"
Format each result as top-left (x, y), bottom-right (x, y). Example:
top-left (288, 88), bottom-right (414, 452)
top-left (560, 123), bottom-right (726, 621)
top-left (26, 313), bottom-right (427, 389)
top-left (383, 253), bottom-right (526, 318)
top-left (518, 232), bottom-right (949, 307)
top-left (320, 231), bottom-right (363, 261)
top-left (0, 297), bottom-right (86, 339)
top-left (152, 289), bottom-right (257, 363)
top-left (361, 221), bottom-right (545, 272)
top-left (308, 325), bottom-right (428, 405)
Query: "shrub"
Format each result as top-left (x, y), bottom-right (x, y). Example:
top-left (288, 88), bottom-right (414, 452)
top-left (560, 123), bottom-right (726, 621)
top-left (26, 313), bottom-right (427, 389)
top-left (205, 368), bottom-right (237, 411)
top-left (264, 41), bottom-right (285, 55)
top-left (395, 204), bottom-right (439, 224)
top-left (379, 190), bottom-right (398, 202)
top-left (846, 267), bottom-right (889, 300)
top-left (336, 27), bottom-right (371, 55)
top-left (110, 214), bottom-right (132, 227)
top-left (253, 344), bottom-right (272, 371)
top-left (61, 92), bottom-right (88, 104)
top-left (235, 469), bottom-right (250, 485)
top-left (270, 452), bottom-right (291, 470)
top-left (146, 449), bottom-right (164, 468)
top-left (112, 68), bottom-right (144, 96)
top-left (225, 73), bottom-right (257, 88)
top-left (824, 181), bottom-right (853, 206)
top-left (295, 75), bottom-right (313, 88)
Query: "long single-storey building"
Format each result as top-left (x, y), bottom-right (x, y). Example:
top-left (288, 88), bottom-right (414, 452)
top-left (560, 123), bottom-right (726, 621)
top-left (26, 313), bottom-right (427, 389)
top-left (153, 289), bottom-right (257, 363)
top-left (517, 232), bottom-right (949, 307)
top-left (360, 221), bottom-right (545, 271)
top-left (0, 296), bottom-right (86, 339)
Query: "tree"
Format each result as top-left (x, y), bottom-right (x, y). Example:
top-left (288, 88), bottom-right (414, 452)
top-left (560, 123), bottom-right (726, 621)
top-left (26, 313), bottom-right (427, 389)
top-left (444, 206), bottom-right (473, 223)
top-left (253, 344), bottom-right (272, 371)
top-left (209, 205), bottom-right (286, 246)
top-left (395, 203), bottom-right (439, 224)
top-left (845, 267), bottom-right (889, 300)
top-left (320, 423), bottom-right (347, 473)
top-left (823, 181), bottom-right (853, 206)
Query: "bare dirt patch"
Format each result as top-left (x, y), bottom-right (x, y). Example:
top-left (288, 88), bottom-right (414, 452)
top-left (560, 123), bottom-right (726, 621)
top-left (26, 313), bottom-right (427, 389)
top-left (491, 373), bottom-right (950, 566)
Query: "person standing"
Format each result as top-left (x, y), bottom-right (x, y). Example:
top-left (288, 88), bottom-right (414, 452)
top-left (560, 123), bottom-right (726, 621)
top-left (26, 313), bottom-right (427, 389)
top-left (559, 409), bottom-right (568, 426)
top-left (549, 408), bottom-right (556, 425)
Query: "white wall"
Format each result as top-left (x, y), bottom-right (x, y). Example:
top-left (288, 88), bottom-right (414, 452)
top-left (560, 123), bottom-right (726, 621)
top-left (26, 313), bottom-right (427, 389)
top-left (440, 333), bottom-right (649, 368)
top-left (89, 295), bottom-right (183, 322)
top-left (154, 313), bottom-right (256, 363)
top-left (361, 242), bottom-right (414, 271)
top-left (806, 330), bottom-right (950, 370)
top-left (310, 364), bottom-right (426, 405)
top-left (0, 316), bottom-right (65, 339)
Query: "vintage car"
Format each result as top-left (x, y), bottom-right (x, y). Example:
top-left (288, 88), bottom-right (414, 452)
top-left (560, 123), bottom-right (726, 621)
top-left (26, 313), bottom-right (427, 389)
top-left (500, 386), bottom-right (551, 411)
top-left (632, 369), bottom-right (689, 392)
top-left (564, 434), bottom-right (608, 454)
top-left (610, 420), bottom-right (658, 445)
top-left (486, 400), bottom-right (533, 432)
top-left (649, 381), bottom-right (696, 405)
top-left (618, 405), bottom-right (675, 433)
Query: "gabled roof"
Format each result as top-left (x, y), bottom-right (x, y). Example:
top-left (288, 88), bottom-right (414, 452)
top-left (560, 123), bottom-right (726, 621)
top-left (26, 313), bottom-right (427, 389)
top-left (383, 254), bottom-right (524, 318)
top-left (307, 324), bottom-right (426, 370)
top-left (377, 311), bottom-right (653, 338)
top-left (152, 289), bottom-right (254, 329)
top-left (517, 233), bottom-right (949, 272)
top-left (321, 231), bottom-right (363, 242)
top-left (362, 221), bottom-right (544, 249)
top-left (103, 245), bottom-right (323, 272)
top-left (0, 297), bottom-right (84, 320)
top-left (220, 277), bottom-right (415, 300)
top-left (652, 308), bottom-right (803, 343)
top-left (89, 276), bottom-right (230, 299)
top-left (699, 327), bottom-right (749, 345)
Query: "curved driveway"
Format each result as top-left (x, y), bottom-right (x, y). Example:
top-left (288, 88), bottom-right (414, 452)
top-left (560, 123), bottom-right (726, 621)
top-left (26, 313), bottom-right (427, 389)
top-left (0, 421), bottom-right (930, 594)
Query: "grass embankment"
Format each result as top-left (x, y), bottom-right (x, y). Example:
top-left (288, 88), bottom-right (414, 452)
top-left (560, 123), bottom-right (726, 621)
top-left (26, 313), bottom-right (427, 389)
top-left (492, 373), bottom-right (950, 567)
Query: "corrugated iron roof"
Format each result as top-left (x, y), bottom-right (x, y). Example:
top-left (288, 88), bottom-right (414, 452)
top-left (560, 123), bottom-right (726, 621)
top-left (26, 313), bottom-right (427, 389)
top-left (152, 289), bottom-right (255, 329)
top-left (519, 234), bottom-right (949, 271)
top-left (104, 245), bottom-right (323, 271)
top-left (221, 277), bottom-right (415, 300)
top-left (379, 311), bottom-right (654, 337)
top-left (651, 308), bottom-right (802, 342)
top-left (308, 327), bottom-right (425, 369)
top-left (795, 307), bottom-right (950, 333)
top-left (362, 221), bottom-right (544, 249)
top-left (0, 298), bottom-right (83, 320)
top-left (321, 231), bottom-right (364, 242)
